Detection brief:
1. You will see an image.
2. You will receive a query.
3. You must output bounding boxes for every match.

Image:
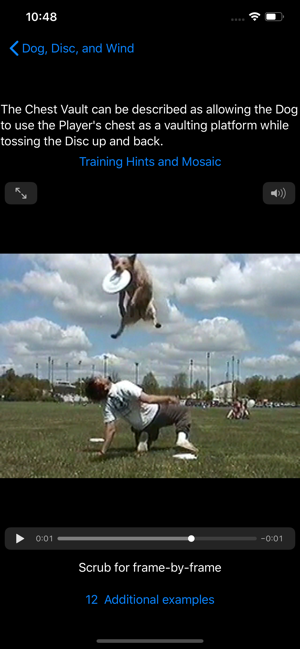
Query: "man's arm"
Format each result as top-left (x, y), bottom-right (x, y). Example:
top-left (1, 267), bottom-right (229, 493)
top-left (100, 422), bottom-right (116, 455)
top-left (139, 392), bottom-right (179, 405)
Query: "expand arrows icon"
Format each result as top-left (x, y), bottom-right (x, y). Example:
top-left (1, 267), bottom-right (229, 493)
top-left (15, 187), bottom-right (27, 199)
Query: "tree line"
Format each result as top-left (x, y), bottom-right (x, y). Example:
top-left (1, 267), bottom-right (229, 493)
top-left (1, 368), bottom-right (300, 404)
top-left (141, 372), bottom-right (300, 404)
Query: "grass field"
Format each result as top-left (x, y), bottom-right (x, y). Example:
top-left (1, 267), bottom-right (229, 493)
top-left (0, 402), bottom-right (300, 478)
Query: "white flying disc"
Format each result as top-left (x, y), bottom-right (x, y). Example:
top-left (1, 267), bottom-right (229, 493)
top-left (102, 270), bottom-right (131, 294)
top-left (247, 399), bottom-right (255, 409)
top-left (90, 438), bottom-right (104, 443)
top-left (173, 453), bottom-right (197, 460)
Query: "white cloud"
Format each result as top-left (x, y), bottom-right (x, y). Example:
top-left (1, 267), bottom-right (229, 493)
top-left (287, 340), bottom-right (300, 355)
top-left (169, 317), bottom-right (248, 352)
top-left (0, 316), bottom-right (241, 385)
top-left (242, 355), bottom-right (299, 378)
top-left (0, 323), bottom-right (297, 385)
top-left (174, 254), bottom-right (300, 317)
top-left (11, 256), bottom-right (119, 326)
top-left (0, 317), bottom-right (91, 355)
top-left (285, 321), bottom-right (300, 335)
top-left (0, 279), bottom-right (27, 295)
top-left (3, 255), bottom-right (233, 331)
top-left (5, 253), bottom-right (300, 324)
top-left (2, 253), bottom-right (300, 383)
top-left (23, 270), bottom-right (78, 301)
top-left (243, 354), bottom-right (296, 367)
top-left (98, 344), bottom-right (208, 386)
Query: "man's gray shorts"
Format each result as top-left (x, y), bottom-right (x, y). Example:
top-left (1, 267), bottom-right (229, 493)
top-left (133, 404), bottom-right (191, 446)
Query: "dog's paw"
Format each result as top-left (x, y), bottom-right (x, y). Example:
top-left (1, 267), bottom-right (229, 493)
top-left (111, 333), bottom-right (118, 339)
top-left (155, 323), bottom-right (162, 328)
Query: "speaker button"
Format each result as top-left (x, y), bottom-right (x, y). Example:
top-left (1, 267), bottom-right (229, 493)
top-left (263, 182), bottom-right (295, 204)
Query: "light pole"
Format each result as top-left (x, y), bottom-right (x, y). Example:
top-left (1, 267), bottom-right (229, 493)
top-left (48, 356), bottom-right (51, 385)
top-left (78, 360), bottom-right (82, 398)
top-left (189, 359), bottom-right (194, 392)
top-left (232, 355), bottom-right (235, 401)
top-left (36, 362), bottom-right (39, 381)
top-left (92, 364), bottom-right (95, 378)
top-left (135, 362), bottom-right (139, 384)
top-left (51, 359), bottom-right (54, 390)
top-left (66, 362), bottom-right (69, 382)
top-left (206, 352), bottom-right (210, 393)
top-left (237, 359), bottom-right (240, 398)
top-left (103, 355), bottom-right (108, 378)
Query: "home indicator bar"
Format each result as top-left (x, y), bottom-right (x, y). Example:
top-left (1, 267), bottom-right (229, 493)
top-left (96, 641), bottom-right (204, 644)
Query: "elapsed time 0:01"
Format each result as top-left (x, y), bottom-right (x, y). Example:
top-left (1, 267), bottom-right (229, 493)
top-left (36, 535), bottom-right (53, 542)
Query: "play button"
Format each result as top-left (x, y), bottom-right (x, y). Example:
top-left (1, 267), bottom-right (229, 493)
top-left (16, 534), bottom-right (24, 544)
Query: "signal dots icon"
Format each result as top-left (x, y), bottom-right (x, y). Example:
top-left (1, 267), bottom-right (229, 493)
top-left (249, 12), bottom-right (261, 21)
top-left (231, 17), bottom-right (245, 21)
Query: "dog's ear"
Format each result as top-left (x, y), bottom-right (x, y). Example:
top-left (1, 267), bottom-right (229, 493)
top-left (128, 254), bottom-right (137, 265)
top-left (108, 253), bottom-right (116, 263)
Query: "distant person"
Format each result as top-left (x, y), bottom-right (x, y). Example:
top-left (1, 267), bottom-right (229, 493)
top-left (242, 399), bottom-right (250, 419)
top-left (227, 399), bottom-right (250, 420)
top-left (227, 400), bottom-right (241, 420)
top-left (238, 399), bottom-right (244, 418)
top-left (85, 377), bottom-right (198, 456)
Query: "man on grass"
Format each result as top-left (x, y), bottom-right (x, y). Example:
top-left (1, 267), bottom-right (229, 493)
top-left (85, 377), bottom-right (198, 456)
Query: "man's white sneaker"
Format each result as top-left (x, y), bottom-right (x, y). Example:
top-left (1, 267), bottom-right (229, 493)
top-left (137, 431), bottom-right (148, 453)
top-left (137, 440), bottom-right (148, 453)
top-left (176, 433), bottom-right (198, 454)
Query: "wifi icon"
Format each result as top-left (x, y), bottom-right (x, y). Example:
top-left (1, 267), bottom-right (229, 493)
top-left (249, 12), bottom-right (261, 20)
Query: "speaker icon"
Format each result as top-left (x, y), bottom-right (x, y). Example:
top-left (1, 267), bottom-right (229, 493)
top-left (271, 188), bottom-right (286, 198)
top-left (263, 182), bottom-right (295, 205)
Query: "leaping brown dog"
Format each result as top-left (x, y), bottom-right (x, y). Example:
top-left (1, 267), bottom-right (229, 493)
top-left (108, 254), bottom-right (162, 339)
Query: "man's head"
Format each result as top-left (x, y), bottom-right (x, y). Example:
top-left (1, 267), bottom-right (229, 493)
top-left (108, 253), bottom-right (137, 274)
top-left (85, 376), bottom-right (111, 402)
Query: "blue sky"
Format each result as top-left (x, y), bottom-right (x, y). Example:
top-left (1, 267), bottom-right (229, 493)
top-left (1, 253), bottom-right (300, 385)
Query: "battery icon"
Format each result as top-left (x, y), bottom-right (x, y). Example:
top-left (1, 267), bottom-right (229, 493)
top-left (265, 12), bottom-right (284, 21)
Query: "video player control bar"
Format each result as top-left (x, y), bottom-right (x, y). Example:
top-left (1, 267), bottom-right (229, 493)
top-left (5, 528), bottom-right (295, 550)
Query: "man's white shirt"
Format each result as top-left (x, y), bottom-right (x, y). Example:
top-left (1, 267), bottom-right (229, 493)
top-left (103, 380), bottom-right (158, 430)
